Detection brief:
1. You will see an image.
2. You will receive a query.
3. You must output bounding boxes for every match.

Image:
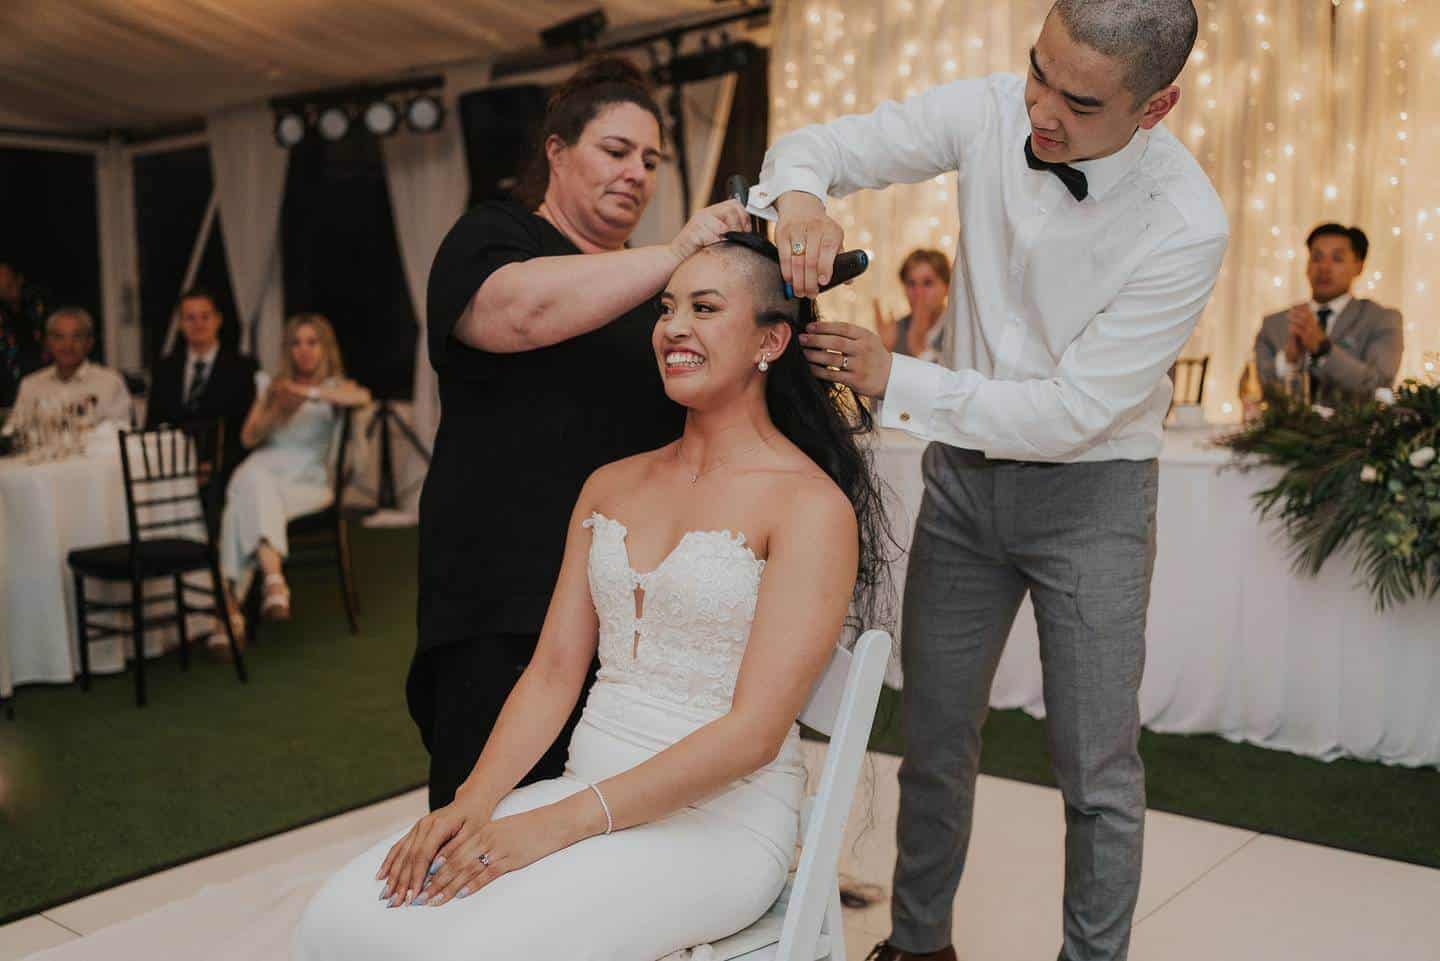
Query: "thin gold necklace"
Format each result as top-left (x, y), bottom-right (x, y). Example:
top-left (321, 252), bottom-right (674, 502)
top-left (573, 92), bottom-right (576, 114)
top-left (675, 435), bottom-right (776, 485)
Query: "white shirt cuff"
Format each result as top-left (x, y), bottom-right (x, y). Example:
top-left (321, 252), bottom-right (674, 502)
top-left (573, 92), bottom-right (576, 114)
top-left (1275, 352), bottom-right (1295, 377)
top-left (877, 352), bottom-right (943, 438)
top-left (746, 180), bottom-right (828, 224)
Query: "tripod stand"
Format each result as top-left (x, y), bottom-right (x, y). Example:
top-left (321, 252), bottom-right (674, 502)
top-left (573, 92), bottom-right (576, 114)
top-left (355, 398), bottom-right (431, 515)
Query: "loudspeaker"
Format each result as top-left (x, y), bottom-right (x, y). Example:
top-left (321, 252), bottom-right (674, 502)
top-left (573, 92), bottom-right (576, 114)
top-left (458, 84), bottom-right (551, 204)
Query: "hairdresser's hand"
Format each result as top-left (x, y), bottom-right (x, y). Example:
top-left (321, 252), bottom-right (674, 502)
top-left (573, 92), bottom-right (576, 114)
top-left (798, 320), bottom-right (893, 398)
top-left (669, 200), bottom-right (753, 265)
top-left (775, 192), bottom-right (844, 298)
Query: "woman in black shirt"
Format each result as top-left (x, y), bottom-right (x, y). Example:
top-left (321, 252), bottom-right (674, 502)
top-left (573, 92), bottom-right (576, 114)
top-left (412, 58), bottom-right (751, 809)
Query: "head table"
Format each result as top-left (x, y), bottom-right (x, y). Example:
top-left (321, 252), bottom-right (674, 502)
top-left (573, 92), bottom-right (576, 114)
top-left (869, 427), bottom-right (1440, 769)
top-left (0, 426), bottom-right (207, 699)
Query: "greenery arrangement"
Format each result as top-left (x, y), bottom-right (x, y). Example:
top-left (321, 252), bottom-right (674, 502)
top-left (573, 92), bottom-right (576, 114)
top-left (1218, 379), bottom-right (1440, 610)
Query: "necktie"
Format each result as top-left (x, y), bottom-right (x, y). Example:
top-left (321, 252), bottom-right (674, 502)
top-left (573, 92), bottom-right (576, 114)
top-left (1316, 306), bottom-right (1332, 333)
top-left (185, 359), bottom-right (208, 409)
top-left (1024, 138), bottom-right (1089, 202)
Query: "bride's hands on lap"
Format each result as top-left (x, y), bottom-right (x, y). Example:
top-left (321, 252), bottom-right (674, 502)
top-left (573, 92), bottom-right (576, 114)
top-left (375, 800), bottom-right (485, 907)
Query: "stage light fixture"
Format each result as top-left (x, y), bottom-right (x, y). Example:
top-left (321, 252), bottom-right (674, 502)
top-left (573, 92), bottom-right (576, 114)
top-left (317, 105), bottom-right (352, 142)
top-left (274, 110), bottom-right (308, 148)
top-left (405, 93), bottom-right (444, 133)
top-left (363, 100), bottom-right (400, 137)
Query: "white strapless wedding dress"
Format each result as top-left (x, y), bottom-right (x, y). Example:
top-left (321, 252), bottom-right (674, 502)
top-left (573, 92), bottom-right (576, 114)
top-left (293, 513), bottom-right (805, 961)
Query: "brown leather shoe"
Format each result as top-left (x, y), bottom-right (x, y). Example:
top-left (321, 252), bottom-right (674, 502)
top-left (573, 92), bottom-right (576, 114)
top-left (864, 940), bottom-right (959, 961)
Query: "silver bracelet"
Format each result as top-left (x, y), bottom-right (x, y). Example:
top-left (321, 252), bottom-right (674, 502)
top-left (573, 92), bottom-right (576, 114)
top-left (587, 782), bottom-right (613, 835)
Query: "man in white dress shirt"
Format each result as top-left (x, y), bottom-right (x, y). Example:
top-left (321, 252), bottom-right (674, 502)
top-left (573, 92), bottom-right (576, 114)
top-left (749, 2), bottom-right (1226, 960)
top-left (2, 307), bottom-right (131, 434)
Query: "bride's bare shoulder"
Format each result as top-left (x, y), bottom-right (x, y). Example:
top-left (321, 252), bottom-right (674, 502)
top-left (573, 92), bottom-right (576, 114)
top-left (582, 443), bottom-right (677, 499)
top-left (758, 452), bottom-right (855, 550)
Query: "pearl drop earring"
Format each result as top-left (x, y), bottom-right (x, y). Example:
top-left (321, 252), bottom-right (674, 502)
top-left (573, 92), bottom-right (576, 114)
top-left (757, 355), bottom-right (769, 372)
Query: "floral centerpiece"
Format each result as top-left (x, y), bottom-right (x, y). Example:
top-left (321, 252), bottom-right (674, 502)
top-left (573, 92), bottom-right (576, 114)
top-left (1217, 378), bottom-right (1440, 610)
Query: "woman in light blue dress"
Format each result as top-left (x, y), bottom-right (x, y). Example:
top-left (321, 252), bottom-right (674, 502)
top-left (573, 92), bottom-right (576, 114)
top-left (219, 314), bottom-right (370, 634)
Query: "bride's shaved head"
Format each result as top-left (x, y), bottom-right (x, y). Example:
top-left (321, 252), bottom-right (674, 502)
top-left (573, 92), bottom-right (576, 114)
top-left (696, 239), bottom-right (806, 329)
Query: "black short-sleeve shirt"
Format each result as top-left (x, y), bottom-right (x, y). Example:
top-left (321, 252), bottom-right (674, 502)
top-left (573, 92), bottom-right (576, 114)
top-left (417, 200), bottom-right (684, 651)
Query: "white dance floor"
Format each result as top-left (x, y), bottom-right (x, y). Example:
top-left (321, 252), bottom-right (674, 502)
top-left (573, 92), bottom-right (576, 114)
top-left (6, 746), bottom-right (1439, 961)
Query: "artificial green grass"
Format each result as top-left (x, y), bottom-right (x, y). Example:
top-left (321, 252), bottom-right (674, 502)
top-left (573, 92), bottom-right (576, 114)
top-left (2, 524), bottom-right (1437, 925)
top-left (0, 526), bottom-right (428, 925)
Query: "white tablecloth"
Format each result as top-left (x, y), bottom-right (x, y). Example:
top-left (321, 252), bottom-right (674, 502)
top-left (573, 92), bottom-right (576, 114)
top-left (0, 427), bottom-right (203, 696)
top-left (871, 428), bottom-right (1440, 769)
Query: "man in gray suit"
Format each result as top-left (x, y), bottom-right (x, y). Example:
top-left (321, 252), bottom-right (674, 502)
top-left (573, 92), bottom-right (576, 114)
top-left (1254, 223), bottom-right (1403, 405)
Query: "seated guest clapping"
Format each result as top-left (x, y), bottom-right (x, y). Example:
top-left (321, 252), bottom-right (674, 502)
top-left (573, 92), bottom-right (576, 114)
top-left (1253, 224), bottom-right (1403, 405)
top-left (874, 249), bottom-right (951, 363)
top-left (219, 314), bottom-right (370, 633)
top-left (145, 288), bottom-right (259, 502)
top-left (1, 307), bottom-right (131, 433)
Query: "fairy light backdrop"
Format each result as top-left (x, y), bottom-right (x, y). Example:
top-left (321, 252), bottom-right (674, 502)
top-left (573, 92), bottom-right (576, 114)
top-left (769, 0), bottom-right (1440, 420)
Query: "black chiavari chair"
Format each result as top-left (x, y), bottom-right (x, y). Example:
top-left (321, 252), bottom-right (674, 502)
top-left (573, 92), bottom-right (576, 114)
top-left (67, 421), bottom-right (246, 707)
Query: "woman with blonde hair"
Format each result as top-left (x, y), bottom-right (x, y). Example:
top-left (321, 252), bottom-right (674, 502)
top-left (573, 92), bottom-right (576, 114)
top-left (218, 313), bottom-right (370, 635)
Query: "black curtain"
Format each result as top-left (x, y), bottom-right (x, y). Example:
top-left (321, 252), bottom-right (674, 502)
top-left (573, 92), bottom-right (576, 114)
top-left (133, 145), bottom-right (241, 366)
top-left (707, 47), bottom-right (770, 208)
top-left (282, 135), bottom-right (416, 400)
top-left (0, 147), bottom-right (101, 357)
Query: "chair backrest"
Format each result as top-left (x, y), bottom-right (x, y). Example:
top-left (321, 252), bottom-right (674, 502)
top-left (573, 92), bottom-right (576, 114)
top-left (1171, 356), bottom-right (1210, 406)
top-left (117, 422), bottom-right (219, 554)
top-left (776, 630), bottom-right (891, 960)
top-left (328, 407), bottom-right (355, 510)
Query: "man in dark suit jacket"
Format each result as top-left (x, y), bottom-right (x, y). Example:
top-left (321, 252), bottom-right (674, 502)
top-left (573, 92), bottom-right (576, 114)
top-left (145, 288), bottom-right (258, 521)
top-left (1254, 223), bottom-right (1403, 406)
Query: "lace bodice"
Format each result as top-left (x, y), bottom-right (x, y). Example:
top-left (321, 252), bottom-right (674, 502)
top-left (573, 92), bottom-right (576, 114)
top-left (582, 512), bottom-right (767, 717)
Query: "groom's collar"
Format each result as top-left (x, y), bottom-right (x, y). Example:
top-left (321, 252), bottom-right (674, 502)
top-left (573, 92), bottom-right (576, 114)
top-left (1070, 127), bottom-right (1151, 202)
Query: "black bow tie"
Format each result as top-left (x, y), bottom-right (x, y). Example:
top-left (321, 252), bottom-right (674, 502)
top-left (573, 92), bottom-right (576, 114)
top-left (1024, 138), bottom-right (1088, 201)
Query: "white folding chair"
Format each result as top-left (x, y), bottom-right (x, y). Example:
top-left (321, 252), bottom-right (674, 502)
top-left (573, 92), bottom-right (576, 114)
top-left (703, 628), bottom-right (892, 961)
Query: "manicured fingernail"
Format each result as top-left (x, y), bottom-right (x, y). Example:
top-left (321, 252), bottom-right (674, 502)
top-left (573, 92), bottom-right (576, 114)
top-left (429, 893), bottom-right (446, 907)
top-left (820, 275), bottom-right (830, 285)
top-left (388, 894), bottom-right (401, 908)
top-left (458, 886), bottom-right (472, 899)
top-left (404, 888), bottom-right (415, 905)
top-left (412, 894), bottom-right (428, 906)
top-left (784, 282), bottom-right (794, 299)
top-left (427, 857), bottom-right (445, 876)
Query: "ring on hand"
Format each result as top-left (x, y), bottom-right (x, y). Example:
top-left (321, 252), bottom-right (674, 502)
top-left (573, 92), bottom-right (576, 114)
top-left (791, 240), bottom-right (807, 256)
top-left (477, 852), bottom-right (491, 867)
top-left (841, 354), bottom-right (850, 371)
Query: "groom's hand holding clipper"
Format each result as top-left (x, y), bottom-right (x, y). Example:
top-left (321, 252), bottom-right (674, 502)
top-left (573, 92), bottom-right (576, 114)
top-left (775, 191), bottom-right (895, 398)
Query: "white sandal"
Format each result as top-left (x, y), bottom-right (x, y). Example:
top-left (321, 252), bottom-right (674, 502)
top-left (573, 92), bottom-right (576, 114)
top-left (261, 573), bottom-right (292, 621)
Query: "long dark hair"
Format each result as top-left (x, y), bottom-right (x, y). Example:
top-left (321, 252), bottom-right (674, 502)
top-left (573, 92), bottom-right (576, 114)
top-left (514, 57), bottom-right (664, 210)
top-left (718, 236), bottom-right (898, 636)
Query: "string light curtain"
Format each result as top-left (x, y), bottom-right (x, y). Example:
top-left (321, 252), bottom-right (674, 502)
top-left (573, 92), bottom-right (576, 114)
top-left (770, 0), bottom-right (1437, 419)
top-left (1331, 0), bottom-right (1440, 384)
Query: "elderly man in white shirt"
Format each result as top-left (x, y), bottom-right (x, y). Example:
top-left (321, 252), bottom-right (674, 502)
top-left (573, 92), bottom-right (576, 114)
top-left (750, 3), bottom-right (1227, 960)
top-left (2, 307), bottom-right (131, 434)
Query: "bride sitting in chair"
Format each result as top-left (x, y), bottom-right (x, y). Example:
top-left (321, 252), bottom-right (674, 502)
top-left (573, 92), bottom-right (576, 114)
top-left (217, 313), bottom-right (370, 638)
top-left (293, 232), bottom-right (891, 960)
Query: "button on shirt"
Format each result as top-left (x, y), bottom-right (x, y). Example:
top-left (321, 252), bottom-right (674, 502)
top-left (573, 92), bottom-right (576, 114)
top-left (750, 73), bottom-right (1230, 462)
top-left (2, 361), bottom-right (132, 433)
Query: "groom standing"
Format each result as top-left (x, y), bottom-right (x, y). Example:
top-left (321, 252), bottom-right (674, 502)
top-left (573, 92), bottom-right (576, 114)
top-left (749, 2), bottom-right (1225, 959)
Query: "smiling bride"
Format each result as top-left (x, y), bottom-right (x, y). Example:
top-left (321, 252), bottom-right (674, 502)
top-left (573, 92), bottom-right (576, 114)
top-left (293, 234), bottom-right (891, 961)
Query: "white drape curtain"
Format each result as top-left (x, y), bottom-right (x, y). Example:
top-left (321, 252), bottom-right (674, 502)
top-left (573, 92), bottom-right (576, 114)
top-left (95, 138), bottom-right (141, 373)
top-left (376, 62), bottom-right (486, 512)
top-left (206, 103), bottom-right (289, 372)
top-left (769, 0), bottom-right (1440, 420)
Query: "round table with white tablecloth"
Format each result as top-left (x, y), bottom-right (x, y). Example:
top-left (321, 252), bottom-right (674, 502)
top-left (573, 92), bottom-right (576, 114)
top-left (869, 427), bottom-right (1440, 769)
top-left (0, 426), bottom-right (205, 698)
